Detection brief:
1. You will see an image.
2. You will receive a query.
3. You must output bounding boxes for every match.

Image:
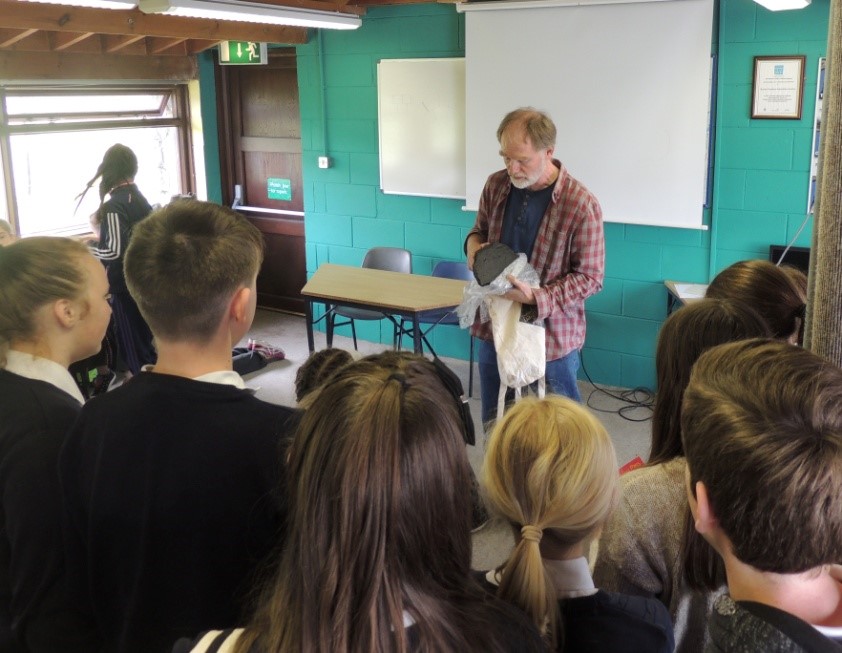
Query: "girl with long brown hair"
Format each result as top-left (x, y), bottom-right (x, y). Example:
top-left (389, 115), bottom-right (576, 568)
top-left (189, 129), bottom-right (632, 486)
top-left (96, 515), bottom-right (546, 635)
top-left (592, 298), bottom-right (771, 652)
top-left (175, 351), bottom-right (543, 653)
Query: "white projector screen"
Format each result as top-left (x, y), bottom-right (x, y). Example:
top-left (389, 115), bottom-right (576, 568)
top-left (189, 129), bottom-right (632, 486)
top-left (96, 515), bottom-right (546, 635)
top-left (459, 0), bottom-right (714, 229)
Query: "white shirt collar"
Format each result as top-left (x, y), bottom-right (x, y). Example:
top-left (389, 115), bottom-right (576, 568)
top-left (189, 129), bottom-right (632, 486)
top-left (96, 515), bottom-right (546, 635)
top-left (141, 365), bottom-right (255, 394)
top-left (486, 556), bottom-right (598, 599)
top-left (193, 369), bottom-right (249, 390)
top-left (4, 350), bottom-right (85, 405)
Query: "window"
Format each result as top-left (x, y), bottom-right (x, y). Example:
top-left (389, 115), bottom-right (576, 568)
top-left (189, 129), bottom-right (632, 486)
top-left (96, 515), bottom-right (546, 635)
top-left (0, 86), bottom-right (193, 237)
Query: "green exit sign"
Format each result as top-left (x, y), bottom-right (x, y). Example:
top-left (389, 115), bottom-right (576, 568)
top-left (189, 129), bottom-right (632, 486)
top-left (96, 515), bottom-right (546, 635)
top-left (219, 41), bottom-right (268, 65)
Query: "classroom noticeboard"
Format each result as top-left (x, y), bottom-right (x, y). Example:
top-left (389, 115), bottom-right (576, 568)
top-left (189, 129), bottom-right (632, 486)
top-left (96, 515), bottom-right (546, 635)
top-left (377, 58), bottom-right (466, 200)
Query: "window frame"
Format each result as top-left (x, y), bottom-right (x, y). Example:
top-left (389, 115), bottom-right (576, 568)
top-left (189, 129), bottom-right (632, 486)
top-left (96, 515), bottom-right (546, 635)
top-left (0, 84), bottom-right (194, 237)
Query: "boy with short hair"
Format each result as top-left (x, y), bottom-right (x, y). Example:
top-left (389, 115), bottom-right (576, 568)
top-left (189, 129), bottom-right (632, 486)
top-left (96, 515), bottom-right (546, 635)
top-left (59, 201), bottom-right (295, 653)
top-left (682, 339), bottom-right (842, 652)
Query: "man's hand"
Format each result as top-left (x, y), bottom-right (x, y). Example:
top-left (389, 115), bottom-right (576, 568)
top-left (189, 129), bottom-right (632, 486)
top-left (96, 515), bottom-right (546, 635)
top-left (502, 274), bottom-right (537, 305)
top-left (466, 236), bottom-right (489, 271)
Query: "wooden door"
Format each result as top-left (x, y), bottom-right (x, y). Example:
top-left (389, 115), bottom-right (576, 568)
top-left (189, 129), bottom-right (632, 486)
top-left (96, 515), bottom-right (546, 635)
top-left (217, 49), bottom-right (306, 314)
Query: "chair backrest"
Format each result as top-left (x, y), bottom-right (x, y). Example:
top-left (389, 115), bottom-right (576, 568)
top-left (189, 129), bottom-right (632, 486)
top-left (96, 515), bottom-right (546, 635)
top-left (432, 260), bottom-right (472, 282)
top-left (363, 247), bottom-right (412, 274)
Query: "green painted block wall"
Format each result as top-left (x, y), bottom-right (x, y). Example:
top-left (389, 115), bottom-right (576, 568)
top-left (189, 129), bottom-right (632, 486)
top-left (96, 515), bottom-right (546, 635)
top-left (200, 0), bottom-right (830, 389)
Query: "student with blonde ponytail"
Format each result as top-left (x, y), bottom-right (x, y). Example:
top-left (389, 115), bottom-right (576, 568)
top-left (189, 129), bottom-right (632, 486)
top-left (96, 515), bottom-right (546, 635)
top-left (479, 396), bottom-right (674, 652)
top-left (0, 237), bottom-right (109, 650)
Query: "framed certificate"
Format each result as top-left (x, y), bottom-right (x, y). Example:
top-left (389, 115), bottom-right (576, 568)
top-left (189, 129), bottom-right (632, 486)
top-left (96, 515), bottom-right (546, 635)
top-left (751, 55), bottom-right (806, 120)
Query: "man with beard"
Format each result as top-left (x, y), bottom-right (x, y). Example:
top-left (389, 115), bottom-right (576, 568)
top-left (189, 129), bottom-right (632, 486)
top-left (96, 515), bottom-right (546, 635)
top-left (465, 108), bottom-right (605, 423)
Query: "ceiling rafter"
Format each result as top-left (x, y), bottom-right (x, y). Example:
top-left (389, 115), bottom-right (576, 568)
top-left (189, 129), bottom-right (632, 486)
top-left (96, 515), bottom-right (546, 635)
top-left (50, 30), bottom-right (94, 49)
top-left (102, 32), bottom-right (146, 52)
top-left (146, 35), bottom-right (187, 53)
top-left (0, 27), bottom-right (38, 47)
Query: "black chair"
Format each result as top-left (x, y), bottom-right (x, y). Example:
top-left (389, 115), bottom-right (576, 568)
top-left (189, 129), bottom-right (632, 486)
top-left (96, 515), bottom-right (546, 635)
top-left (399, 260), bottom-right (475, 397)
top-left (327, 247), bottom-right (412, 350)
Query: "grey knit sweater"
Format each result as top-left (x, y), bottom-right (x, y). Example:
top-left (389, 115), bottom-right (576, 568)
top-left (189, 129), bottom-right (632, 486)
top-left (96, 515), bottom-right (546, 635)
top-left (592, 457), bottom-right (724, 653)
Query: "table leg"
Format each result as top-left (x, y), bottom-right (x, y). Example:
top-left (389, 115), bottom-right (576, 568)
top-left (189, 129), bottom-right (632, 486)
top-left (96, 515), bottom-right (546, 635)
top-left (326, 304), bottom-right (334, 348)
top-left (412, 313), bottom-right (422, 354)
top-left (305, 300), bottom-right (315, 353)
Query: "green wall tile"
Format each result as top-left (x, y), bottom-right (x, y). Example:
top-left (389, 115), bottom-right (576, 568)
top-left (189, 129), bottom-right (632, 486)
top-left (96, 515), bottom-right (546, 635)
top-left (661, 245), bottom-right (710, 282)
top-left (405, 223), bottom-right (462, 259)
top-left (712, 248), bottom-right (767, 275)
top-left (324, 54), bottom-right (375, 86)
top-left (431, 200), bottom-right (475, 227)
top-left (792, 129), bottom-right (815, 171)
top-left (324, 183), bottom-right (377, 216)
top-left (719, 84), bottom-right (753, 128)
top-left (304, 152), bottom-right (350, 184)
top-left (398, 15), bottom-right (462, 53)
top-left (716, 170), bottom-right (747, 209)
top-left (413, 256), bottom-right (433, 275)
top-left (327, 245), bottom-right (365, 267)
top-left (786, 214), bottom-right (813, 245)
top-left (376, 192), bottom-right (431, 222)
top-left (431, 326), bottom-right (471, 361)
top-left (624, 224), bottom-right (702, 246)
top-left (744, 170), bottom-right (809, 212)
top-left (579, 347), bottom-right (622, 387)
top-left (586, 313), bottom-right (661, 358)
top-left (326, 119), bottom-right (377, 153)
top-left (605, 242), bottom-right (662, 282)
top-left (755, 0), bottom-right (829, 40)
top-left (716, 210), bottom-right (788, 250)
top-left (603, 223), bottom-right (625, 240)
top-left (585, 277), bottom-right (622, 314)
top-left (305, 242), bottom-right (317, 272)
top-left (305, 213), bottom-right (352, 246)
top-left (325, 86), bottom-right (377, 121)
top-left (622, 281), bottom-right (667, 321)
top-left (350, 153), bottom-right (380, 185)
top-left (720, 0), bottom-right (757, 42)
top-left (621, 354), bottom-right (656, 392)
top-left (719, 127), bottom-right (794, 170)
top-left (352, 216), bottom-right (405, 250)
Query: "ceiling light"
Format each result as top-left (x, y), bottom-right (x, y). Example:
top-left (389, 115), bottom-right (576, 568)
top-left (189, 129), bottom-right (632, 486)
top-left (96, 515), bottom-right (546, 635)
top-left (21, 0), bottom-right (135, 8)
top-left (753, 0), bottom-right (810, 10)
top-left (138, 0), bottom-right (361, 29)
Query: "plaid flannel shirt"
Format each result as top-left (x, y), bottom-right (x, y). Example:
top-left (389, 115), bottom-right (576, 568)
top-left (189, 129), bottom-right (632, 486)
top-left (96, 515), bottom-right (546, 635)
top-left (466, 162), bottom-right (605, 361)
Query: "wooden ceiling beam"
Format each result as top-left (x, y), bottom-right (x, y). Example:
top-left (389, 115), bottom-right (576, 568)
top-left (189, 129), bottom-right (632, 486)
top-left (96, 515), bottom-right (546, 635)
top-left (146, 36), bottom-right (187, 53)
top-left (51, 30), bottom-right (94, 50)
top-left (0, 1), bottom-right (310, 44)
top-left (102, 32), bottom-right (146, 52)
top-left (186, 39), bottom-right (220, 54)
top-left (0, 27), bottom-right (38, 47)
top-left (0, 49), bottom-right (197, 80)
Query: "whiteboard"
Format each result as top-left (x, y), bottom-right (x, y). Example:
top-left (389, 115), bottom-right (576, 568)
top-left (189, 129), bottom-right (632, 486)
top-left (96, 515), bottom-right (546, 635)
top-left (377, 58), bottom-right (466, 199)
top-left (459, 0), bottom-right (714, 229)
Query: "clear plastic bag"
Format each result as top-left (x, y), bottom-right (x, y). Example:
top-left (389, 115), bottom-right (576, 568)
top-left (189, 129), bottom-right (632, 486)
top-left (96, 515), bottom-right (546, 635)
top-left (456, 253), bottom-right (541, 329)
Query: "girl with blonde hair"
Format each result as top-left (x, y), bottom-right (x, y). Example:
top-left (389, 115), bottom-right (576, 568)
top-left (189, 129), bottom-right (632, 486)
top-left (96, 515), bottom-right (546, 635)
top-left (480, 395), bottom-right (674, 652)
top-left (0, 236), bottom-right (110, 648)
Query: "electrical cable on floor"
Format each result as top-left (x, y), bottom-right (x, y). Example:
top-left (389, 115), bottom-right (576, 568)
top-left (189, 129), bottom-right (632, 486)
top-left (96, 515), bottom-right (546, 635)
top-left (579, 351), bottom-right (654, 422)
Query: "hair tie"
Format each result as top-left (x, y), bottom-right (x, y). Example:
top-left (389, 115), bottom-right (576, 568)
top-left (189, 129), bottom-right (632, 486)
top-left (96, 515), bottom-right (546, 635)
top-left (520, 525), bottom-right (543, 544)
top-left (386, 372), bottom-right (409, 391)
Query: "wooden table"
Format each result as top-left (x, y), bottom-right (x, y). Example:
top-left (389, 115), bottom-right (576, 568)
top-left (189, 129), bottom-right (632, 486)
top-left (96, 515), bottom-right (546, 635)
top-left (301, 263), bottom-right (468, 354)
